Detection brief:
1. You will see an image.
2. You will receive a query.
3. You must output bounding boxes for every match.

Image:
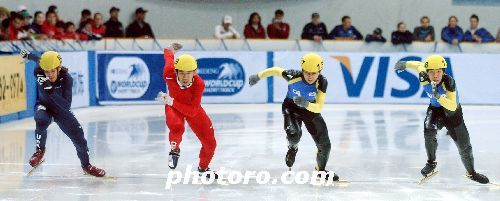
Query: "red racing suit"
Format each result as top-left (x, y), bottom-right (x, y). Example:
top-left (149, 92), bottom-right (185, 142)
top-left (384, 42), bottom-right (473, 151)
top-left (163, 49), bottom-right (216, 169)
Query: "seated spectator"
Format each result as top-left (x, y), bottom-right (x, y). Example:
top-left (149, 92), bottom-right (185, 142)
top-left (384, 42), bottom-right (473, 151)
top-left (464, 14), bottom-right (494, 43)
top-left (79, 9), bottom-right (92, 29)
top-left (413, 16), bottom-right (435, 42)
top-left (92, 13), bottom-right (106, 37)
top-left (53, 21), bottom-right (65, 39)
top-left (8, 12), bottom-right (30, 40)
top-left (60, 22), bottom-right (87, 40)
top-left (126, 7), bottom-right (154, 38)
top-left (329, 15), bottom-right (363, 40)
top-left (47, 5), bottom-right (64, 24)
top-left (301, 12), bottom-right (328, 42)
top-left (214, 15), bottom-right (240, 39)
top-left (104, 7), bottom-right (124, 38)
top-left (244, 12), bottom-right (266, 39)
top-left (441, 16), bottom-right (464, 45)
top-left (267, 9), bottom-right (290, 39)
top-left (30, 11), bottom-right (43, 34)
top-left (365, 27), bottom-right (386, 43)
top-left (42, 10), bottom-right (58, 38)
top-left (79, 19), bottom-right (101, 40)
top-left (391, 22), bottom-right (412, 45)
top-left (497, 29), bottom-right (500, 43)
top-left (0, 7), bottom-right (9, 22)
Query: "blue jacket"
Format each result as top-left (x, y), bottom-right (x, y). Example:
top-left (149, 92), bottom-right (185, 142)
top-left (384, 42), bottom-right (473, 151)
top-left (301, 22), bottom-right (328, 40)
top-left (441, 26), bottom-right (464, 43)
top-left (464, 28), bottom-right (495, 42)
top-left (329, 25), bottom-right (363, 40)
top-left (365, 34), bottom-right (386, 42)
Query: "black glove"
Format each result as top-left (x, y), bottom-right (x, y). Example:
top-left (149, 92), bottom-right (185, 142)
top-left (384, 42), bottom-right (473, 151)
top-left (36, 74), bottom-right (53, 93)
top-left (249, 74), bottom-right (260, 86)
top-left (20, 49), bottom-right (30, 59)
top-left (293, 96), bottom-right (309, 108)
top-left (419, 71), bottom-right (430, 83)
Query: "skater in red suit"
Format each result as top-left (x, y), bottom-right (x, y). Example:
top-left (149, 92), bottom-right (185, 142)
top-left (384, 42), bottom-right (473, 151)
top-left (156, 43), bottom-right (217, 177)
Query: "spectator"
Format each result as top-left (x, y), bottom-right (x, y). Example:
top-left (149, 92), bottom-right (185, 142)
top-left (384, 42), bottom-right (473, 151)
top-left (125, 7), bottom-right (154, 38)
top-left (60, 22), bottom-right (87, 40)
top-left (79, 19), bottom-right (101, 40)
top-left (92, 13), bottom-right (105, 37)
top-left (79, 9), bottom-right (92, 29)
top-left (464, 14), bottom-right (494, 43)
top-left (301, 13), bottom-right (328, 42)
top-left (8, 12), bottom-right (29, 40)
top-left (30, 11), bottom-right (44, 34)
top-left (42, 10), bottom-right (58, 38)
top-left (244, 12), bottom-right (266, 39)
top-left (329, 15), bottom-right (363, 40)
top-left (0, 7), bottom-right (9, 22)
top-left (47, 5), bottom-right (63, 23)
top-left (53, 21), bottom-right (65, 39)
top-left (413, 16), bottom-right (435, 42)
top-left (214, 15), bottom-right (240, 39)
top-left (104, 7), bottom-right (124, 37)
top-left (18, 10), bottom-right (32, 36)
top-left (497, 29), bottom-right (500, 43)
top-left (391, 22), bottom-right (412, 45)
top-left (441, 16), bottom-right (464, 45)
top-left (267, 9), bottom-right (290, 39)
top-left (365, 27), bottom-right (386, 43)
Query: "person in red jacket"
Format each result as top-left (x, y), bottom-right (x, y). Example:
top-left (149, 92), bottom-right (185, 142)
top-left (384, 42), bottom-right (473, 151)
top-left (243, 12), bottom-right (266, 39)
top-left (156, 43), bottom-right (217, 178)
top-left (59, 22), bottom-right (88, 40)
top-left (267, 9), bottom-right (290, 39)
top-left (42, 10), bottom-right (57, 38)
top-left (92, 12), bottom-right (105, 37)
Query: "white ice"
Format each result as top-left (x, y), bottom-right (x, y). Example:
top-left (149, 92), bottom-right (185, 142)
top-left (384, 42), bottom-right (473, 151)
top-left (1, 104), bottom-right (500, 201)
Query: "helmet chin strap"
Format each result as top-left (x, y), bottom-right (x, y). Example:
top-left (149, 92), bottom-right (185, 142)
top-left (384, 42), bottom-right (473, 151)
top-left (177, 77), bottom-right (194, 89)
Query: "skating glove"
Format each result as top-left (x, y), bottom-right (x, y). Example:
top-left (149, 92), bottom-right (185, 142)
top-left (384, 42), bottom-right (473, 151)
top-left (394, 61), bottom-right (407, 72)
top-left (156, 91), bottom-right (174, 106)
top-left (20, 49), bottom-right (30, 59)
top-left (249, 74), bottom-right (260, 86)
top-left (36, 74), bottom-right (53, 93)
top-left (293, 96), bottom-right (309, 108)
top-left (430, 81), bottom-right (441, 99)
top-left (419, 71), bottom-right (430, 83)
top-left (167, 43), bottom-right (183, 51)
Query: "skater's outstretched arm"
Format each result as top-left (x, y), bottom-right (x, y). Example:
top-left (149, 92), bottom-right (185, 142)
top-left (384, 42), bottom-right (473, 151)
top-left (395, 61), bottom-right (430, 85)
top-left (435, 75), bottom-right (458, 111)
top-left (163, 48), bottom-right (176, 81)
top-left (258, 67), bottom-right (286, 79)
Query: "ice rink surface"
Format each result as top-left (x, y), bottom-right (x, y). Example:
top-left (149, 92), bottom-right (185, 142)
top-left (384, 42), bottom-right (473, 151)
top-left (1, 104), bottom-right (500, 201)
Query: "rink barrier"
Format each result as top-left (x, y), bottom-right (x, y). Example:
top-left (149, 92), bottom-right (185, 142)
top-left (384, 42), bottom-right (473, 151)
top-left (2, 51), bottom-right (500, 124)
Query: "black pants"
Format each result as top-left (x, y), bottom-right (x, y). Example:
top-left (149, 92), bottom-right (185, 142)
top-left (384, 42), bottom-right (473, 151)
top-left (283, 106), bottom-right (331, 171)
top-left (424, 104), bottom-right (475, 173)
top-left (34, 105), bottom-right (90, 167)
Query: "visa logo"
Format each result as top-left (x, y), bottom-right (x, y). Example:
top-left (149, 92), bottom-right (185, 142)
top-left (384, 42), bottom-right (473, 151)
top-left (332, 56), bottom-right (454, 98)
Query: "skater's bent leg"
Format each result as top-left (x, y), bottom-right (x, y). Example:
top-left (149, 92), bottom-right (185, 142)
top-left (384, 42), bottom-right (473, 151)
top-left (54, 112), bottom-right (90, 167)
top-left (448, 123), bottom-right (475, 174)
top-left (305, 115), bottom-right (331, 171)
top-left (283, 110), bottom-right (302, 149)
top-left (166, 106), bottom-right (186, 150)
top-left (187, 109), bottom-right (216, 169)
top-left (34, 106), bottom-right (52, 149)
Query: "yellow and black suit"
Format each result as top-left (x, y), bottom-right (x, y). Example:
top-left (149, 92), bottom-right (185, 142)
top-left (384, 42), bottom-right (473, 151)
top-left (257, 67), bottom-right (330, 171)
top-left (406, 61), bottom-right (475, 174)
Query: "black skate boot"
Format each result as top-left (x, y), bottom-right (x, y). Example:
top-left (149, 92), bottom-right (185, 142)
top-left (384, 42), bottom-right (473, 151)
top-left (315, 169), bottom-right (340, 181)
top-left (198, 167), bottom-right (219, 179)
top-left (168, 142), bottom-right (180, 169)
top-left (466, 171), bottom-right (489, 184)
top-left (421, 160), bottom-right (437, 176)
top-left (285, 146), bottom-right (298, 168)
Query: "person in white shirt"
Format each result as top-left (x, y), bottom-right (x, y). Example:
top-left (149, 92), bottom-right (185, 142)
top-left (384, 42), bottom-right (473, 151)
top-left (214, 15), bottom-right (240, 39)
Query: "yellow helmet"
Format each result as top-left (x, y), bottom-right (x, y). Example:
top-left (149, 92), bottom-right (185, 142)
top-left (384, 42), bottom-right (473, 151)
top-left (301, 53), bottom-right (323, 72)
top-left (424, 55), bottom-right (447, 70)
top-left (174, 54), bottom-right (197, 71)
top-left (39, 51), bottom-right (62, 71)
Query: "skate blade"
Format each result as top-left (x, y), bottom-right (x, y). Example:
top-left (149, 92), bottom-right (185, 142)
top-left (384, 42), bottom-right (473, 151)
top-left (27, 159), bottom-right (45, 176)
top-left (83, 173), bottom-right (117, 180)
top-left (418, 170), bottom-right (438, 184)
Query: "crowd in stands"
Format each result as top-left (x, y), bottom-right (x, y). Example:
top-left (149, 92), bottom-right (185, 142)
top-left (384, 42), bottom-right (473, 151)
top-left (0, 5), bottom-right (154, 41)
top-left (216, 10), bottom-right (500, 45)
top-left (1, 4), bottom-right (500, 44)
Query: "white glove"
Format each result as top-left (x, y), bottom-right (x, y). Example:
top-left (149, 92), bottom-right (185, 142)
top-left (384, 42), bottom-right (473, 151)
top-left (20, 49), bottom-right (30, 59)
top-left (156, 91), bottom-right (174, 106)
top-left (166, 43), bottom-right (183, 54)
